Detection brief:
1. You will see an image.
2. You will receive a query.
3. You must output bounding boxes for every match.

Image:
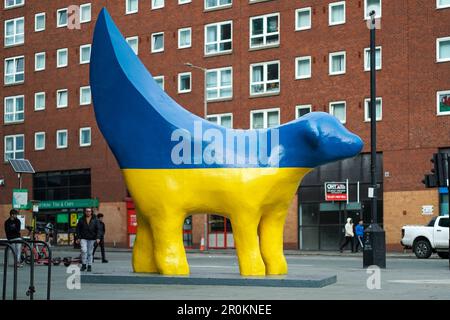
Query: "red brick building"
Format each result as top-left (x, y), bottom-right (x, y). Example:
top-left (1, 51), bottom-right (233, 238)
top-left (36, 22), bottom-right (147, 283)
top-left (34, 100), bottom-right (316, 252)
top-left (1, 0), bottom-right (450, 250)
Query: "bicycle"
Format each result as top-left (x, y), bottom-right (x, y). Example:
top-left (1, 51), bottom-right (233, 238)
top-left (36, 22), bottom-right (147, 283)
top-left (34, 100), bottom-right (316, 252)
top-left (21, 226), bottom-right (62, 266)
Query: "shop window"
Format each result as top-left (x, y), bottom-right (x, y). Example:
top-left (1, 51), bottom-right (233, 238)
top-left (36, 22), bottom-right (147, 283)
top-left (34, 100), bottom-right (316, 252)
top-left (33, 169), bottom-right (91, 201)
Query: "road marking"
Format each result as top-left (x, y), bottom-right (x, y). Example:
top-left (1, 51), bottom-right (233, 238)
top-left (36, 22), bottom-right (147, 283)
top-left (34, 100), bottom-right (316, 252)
top-left (388, 280), bottom-right (450, 285)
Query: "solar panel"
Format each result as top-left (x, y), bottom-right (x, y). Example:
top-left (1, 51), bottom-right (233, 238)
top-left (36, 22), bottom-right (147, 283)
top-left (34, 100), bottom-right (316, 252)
top-left (9, 159), bottom-right (35, 174)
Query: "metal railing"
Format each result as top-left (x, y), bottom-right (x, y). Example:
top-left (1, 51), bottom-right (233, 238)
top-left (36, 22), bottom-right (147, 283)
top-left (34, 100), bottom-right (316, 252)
top-left (0, 242), bottom-right (18, 300)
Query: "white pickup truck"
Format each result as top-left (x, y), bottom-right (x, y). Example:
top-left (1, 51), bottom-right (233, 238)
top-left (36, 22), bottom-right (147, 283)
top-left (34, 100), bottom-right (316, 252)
top-left (401, 215), bottom-right (449, 259)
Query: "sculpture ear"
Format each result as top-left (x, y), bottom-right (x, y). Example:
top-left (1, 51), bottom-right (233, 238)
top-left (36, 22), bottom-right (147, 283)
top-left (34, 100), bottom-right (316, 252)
top-left (304, 124), bottom-right (320, 149)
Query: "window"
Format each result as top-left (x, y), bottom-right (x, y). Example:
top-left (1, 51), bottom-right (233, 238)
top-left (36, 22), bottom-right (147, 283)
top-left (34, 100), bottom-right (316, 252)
top-left (329, 51), bottom-right (346, 75)
top-left (154, 76), bottom-right (164, 90)
top-left (5, 17), bottom-right (24, 46)
top-left (205, 0), bottom-right (231, 10)
top-left (80, 128), bottom-right (91, 147)
top-left (364, 47), bottom-right (382, 71)
top-left (365, 0), bottom-right (381, 19)
top-left (4, 56), bottom-right (24, 85)
top-left (35, 52), bottom-right (46, 71)
top-left (4, 0), bottom-right (24, 9)
top-left (250, 13), bottom-right (279, 49)
top-left (295, 56), bottom-right (312, 79)
top-left (329, 2), bottom-right (346, 26)
top-left (296, 105), bottom-right (312, 118)
top-left (126, 0), bottom-right (138, 14)
top-left (57, 8), bottom-right (68, 27)
top-left (4, 95), bottom-right (24, 124)
top-left (438, 217), bottom-right (449, 228)
top-left (33, 169), bottom-right (91, 201)
top-left (178, 72), bottom-right (191, 93)
top-left (329, 101), bottom-right (346, 124)
top-left (57, 89), bottom-right (68, 108)
top-left (126, 36), bottom-right (139, 55)
top-left (151, 32), bottom-right (164, 53)
top-left (437, 90), bottom-right (450, 115)
top-left (80, 44), bottom-right (91, 64)
top-left (205, 21), bottom-right (232, 55)
top-left (179, 0), bottom-right (191, 4)
top-left (80, 3), bottom-right (91, 23)
top-left (250, 61), bottom-right (280, 95)
top-left (206, 67), bottom-right (232, 101)
top-left (296, 8), bottom-right (311, 31)
top-left (35, 13), bottom-right (46, 32)
top-left (251, 108), bottom-right (280, 129)
top-left (437, 37), bottom-right (450, 62)
top-left (57, 130), bottom-right (68, 149)
top-left (35, 92), bottom-right (46, 111)
top-left (80, 86), bottom-right (91, 105)
top-left (57, 48), bottom-right (68, 68)
top-left (152, 0), bottom-right (164, 9)
top-left (207, 113), bottom-right (233, 128)
top-left (4, 134), bottom-right (24, 162)
top-left (364, 98), bottom-right (382, 121)
top-left (35, 132), bottom-right (45, 151)
top-left (437, 0), bottom-right (450, 9)
top-left (178, 28), bottom-right (192, 49)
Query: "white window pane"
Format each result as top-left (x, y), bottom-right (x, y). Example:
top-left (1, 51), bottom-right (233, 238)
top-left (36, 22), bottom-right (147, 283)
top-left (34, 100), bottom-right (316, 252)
top-left (439, 40), bottom-right (450, 60)
top-left (267, 111), bottom-right (279, 128)
top-left (252, 113), bottom-right (264, 129)
top-left (331, 104), bottom-right (346, 122)
top-left (331, 4), bottom-right (345, 23)
top-left (36, 14), bottom-right (45, 31)
top-left (298, 59), bottom-right (311, 77)
top-left (221, 116), bottom-right (232, 128)
top-left (81, 87), bottom-right (91, 104)
top-left (35, 93), bottom-right (45, 109)
top-left (81, 5), bottom-right (91, 22)
top-left (439, 0), bottom-right (450, 6)
top-left (297, 10), bottom-right (311, 29)
top-left (81, 46), bottom-right (91, 63)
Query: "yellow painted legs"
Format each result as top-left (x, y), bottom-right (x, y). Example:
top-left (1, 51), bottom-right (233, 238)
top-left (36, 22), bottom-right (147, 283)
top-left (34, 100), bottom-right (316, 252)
top-left (132, 213), bottom-right (158, 273)
top-left (259, 213), bottom-right (288, 275)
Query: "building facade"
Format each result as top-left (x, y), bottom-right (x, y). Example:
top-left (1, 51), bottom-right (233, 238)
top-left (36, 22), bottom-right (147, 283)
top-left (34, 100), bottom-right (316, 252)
top-left (1, 0), bottom-right (450, 250)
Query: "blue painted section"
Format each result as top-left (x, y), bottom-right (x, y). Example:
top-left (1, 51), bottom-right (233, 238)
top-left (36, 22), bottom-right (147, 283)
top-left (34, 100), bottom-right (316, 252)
top-left (90, 8), bottom-right (363, 169)
top-left (439, 187), bottom-right (448, 194)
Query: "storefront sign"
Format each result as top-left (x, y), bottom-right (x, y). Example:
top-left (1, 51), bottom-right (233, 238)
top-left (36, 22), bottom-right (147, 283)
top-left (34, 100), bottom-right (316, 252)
top-left (324, 182), bottom-right (348, 201)
top-left (12, 189), bottom-right (28, 209)
top-left (70, 213), bottom-right (79, 227)
top-left (24, 198), bottom-right (99, 210)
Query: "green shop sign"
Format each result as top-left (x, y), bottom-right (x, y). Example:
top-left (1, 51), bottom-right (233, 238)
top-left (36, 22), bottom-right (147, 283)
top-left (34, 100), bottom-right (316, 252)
top-left (25, 199), bottom-right (99, 210)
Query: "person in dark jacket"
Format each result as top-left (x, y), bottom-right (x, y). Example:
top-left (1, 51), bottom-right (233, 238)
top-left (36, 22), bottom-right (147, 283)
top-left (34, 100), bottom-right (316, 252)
top-left (4, 209), bottom-right (23, 266)
top-left (75, 208), bottom-right (102, 272)
top-left (93, 213), bottom-right (108, 263)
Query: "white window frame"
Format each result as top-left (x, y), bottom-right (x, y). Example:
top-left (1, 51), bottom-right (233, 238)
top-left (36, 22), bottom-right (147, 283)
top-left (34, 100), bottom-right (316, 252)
top-left (126, 36), bottom-right (139, 55)
top-left (56, 130), bottom-right (68, 149)
top-left (329, 101), bottom-right (347, 124)
top-left (205, 0), bottom-right (232, 10)
top-left (151, 0), bottom-right (165, 10)
top-left (151, 32), bottom-right (164, 53)
top-left (178, 72), bottom-right (192, 93)
top-left (80, 3), bottom-right (92, 23)
top-left (4, 17), bottom-right (25, 47)
top-left (437, 0), bottom-right (450, 9)
top-left (295, 105), bottom-right (312, 119)
top-left (34, 92), bottom-right (46, 111)
top-left (126, 0), bottom-right (138, 14)
top-left (4, 55), bottom-right (24, 85)
top-left (80, 44), bottom-right (91, 64)
top-left (364, 46), bottom-right (382, 71)
top-left (364, 97), bottom-right (382, 121)
top-left (57, 8), bottom-right (68, 28)
top-left (4, 134), bottom-right (24, 162)
top-left (80, 86), bottom-right (91, 105)
top-left (207, 113), bottom-right (233, 128)
top-left (34, 132), bottom-right (46, 151)
top-left (204, 21), bottom-right (233, 56)
top-left (437, 90), bottom-right (450, 116)
top-left (206, 67), bottom-right (233, 101)
top-left (249, 13), bottom-right (280, 49)
top-left (437, 37), bottom-right (450, 63)
top-left (329, 51), bottom-right (346, 75)
top-left (364, 0), bottom-right (382, 19)
top-left (4, 0), bottom-right (25, 9)
top-left (295, 56), bottom-right (312, 80)
top-left (56, 89), bottom-right (68, 108)
top-left (250, 60), bottom-right (280, 96)
top-left (35, 13), bottom-right (46, 32)
top-left (34, 52), bottom-right (46, 71)
top-left (329, 1), bottom-right (346, 26)
top-left (295, 7), bottom-right (312, 31)
top-left (79, 127), bottom-right (92, 147)
top-left (250, 108), bottom-right (280, 129)
top-left (179, 0), bottom-right (191, 4)
top-left (178, 27), bottom-right (192, 49)
top-left (154, 76), bottom-right (164, 90)
top-left (57, 48), bottom-right (68, 68)
top-left (4, 95), bottom-right (24, 124)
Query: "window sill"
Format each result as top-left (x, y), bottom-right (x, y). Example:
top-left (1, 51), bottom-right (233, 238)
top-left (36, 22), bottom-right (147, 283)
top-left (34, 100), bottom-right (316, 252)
top-left (364, 119), bottom-right (382, 122)
top-left (249, 0), bottom-right (273, 4)
top-left (437, 113), bottom-right (450, 117)
top-left (178, 46), bottom-right (192, 50)
top-left (329, 22), bottom-right (346, 27)
top-left (249, 43), bottom-right (279, 51)
top-left (4, 43), bottom-right (25, 49)
top-left (4, 82), bottom-right (24, 87)
top-left (125, 11), bottom-right (138, 15)
top-left (329, 72), bottom-right (346, 76)
top-left (3, 121), bottom-right (24, 126)
top-left (295, 76), bottom-right (311, 80)
top-left (56, 106), bottom-right (68, 109)
top-left (207, 97), bottom-right (233, 103)
top-left (57, 25), bottom-right (68, 28)
top-left (249, 92), bottom-right (280, 99)
top-left (295, 27), bottom-right (312, 32)
top-left (34, 149), bottom-right (45, 152)
top-left (57, 147), bottom-right (68, 150)
top-left (35, 29), bottom-right (45, 33)
top-left (204, 51), bottom-right (232, 58)
top-left (178, 91), bottom-right (192, 94)
top-left (437, 59), bottom-right (450, 64)
top-left (80, 145), bottom-right (92, 148)
top-left (4, 4), bottom-right (25, 10)
top-left (151, 50), bottom-right (165, 54)
top-left (34, 108), bottom-right (45, 112)
top-left (204, 4), bottom-right (232, 12)
top-left (437, 5), bottom-right (450, 9)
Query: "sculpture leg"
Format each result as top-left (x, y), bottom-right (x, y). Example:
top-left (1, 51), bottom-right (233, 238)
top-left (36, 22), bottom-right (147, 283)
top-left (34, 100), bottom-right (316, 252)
top-left (149, 213), bottom-right (189, 275)
top-left (231, 215), bottom-right (266, 276)
top-left (259, 213), bottom-right (288, 275)
top-left (132, 214), bottom-right (157, 273)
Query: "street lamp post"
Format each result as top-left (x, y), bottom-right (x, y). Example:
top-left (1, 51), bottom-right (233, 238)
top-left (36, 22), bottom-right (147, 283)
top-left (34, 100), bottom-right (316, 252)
top-left (184, 62), bottom-right (208, 251)
top-left (363, 11), bottom-right (386, 269)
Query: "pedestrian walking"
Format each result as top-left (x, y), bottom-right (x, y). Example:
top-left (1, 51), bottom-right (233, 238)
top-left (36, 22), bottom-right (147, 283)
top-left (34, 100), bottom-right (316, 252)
top-left (355, 220), bottom-right (365, 252)
top-left (4, 209), bottom-right (23, 267)
top-left (93, 213), bottom-right (108, 263)
top-left (339, 217), bottom-right (355, 253)
top-left (75, 208), bottom-right (103, 272)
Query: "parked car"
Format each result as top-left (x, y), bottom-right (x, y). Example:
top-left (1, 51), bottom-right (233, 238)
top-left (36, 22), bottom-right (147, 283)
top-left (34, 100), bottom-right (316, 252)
top-left (401, 215), bottom-right (449, 259)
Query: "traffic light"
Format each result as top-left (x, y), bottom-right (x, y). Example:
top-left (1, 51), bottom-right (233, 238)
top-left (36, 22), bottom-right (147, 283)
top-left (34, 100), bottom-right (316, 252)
top-left (422, 174), bottom-right (437, 188)
top-left (422, 153), bottom-right (448, 188)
